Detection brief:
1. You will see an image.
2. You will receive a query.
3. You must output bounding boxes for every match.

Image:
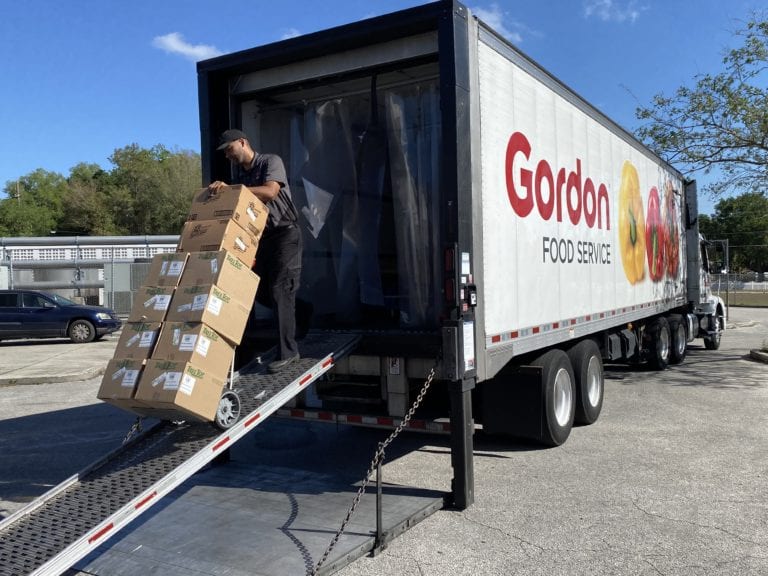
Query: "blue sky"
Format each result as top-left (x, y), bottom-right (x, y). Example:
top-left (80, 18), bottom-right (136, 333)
top-left (0, 0), bottom-right (762, 215)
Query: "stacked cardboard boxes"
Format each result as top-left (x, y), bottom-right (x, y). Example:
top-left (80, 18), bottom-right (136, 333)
top-left (98, 185), bottom-right (267, 422)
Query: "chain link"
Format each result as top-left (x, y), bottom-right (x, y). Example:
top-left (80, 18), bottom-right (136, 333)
top-left (309, 364), bottom-right (437, 576)
top-left (122, 416), bottom-right (144, 445)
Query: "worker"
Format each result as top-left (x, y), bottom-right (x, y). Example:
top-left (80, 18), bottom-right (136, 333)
top-left (208, 128), bottom-right (301, 373)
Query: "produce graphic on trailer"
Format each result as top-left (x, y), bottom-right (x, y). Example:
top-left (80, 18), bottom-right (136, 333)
top-left (617, 160), bottom-right (682, 286)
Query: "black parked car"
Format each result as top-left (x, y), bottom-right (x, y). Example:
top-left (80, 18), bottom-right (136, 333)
top-left (0, 290), bottom-right (122, 343)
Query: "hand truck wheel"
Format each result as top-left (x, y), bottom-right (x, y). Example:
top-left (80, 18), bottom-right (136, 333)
top-left (214, 389), bottom-right (241, 430)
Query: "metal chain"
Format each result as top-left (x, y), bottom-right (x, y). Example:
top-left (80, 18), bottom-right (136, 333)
top-left (309, 364), bottom-right (437, 576)
top-left (122, 416), bottom-right (144, 445)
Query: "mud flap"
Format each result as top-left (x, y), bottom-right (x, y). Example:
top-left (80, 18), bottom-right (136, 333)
top-left (481, 365), bottom-right (544, 442)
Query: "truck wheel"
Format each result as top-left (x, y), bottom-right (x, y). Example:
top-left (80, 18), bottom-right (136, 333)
top-left (667, 314), bottom-right (687, 365)
top-left (68, 319), bottom-right (96, 343)
top-left (567, 339), bottom-right (603, 425)
top-left (646, 317), bottom-right (670, 370)
top-left (704, 311), bottom-right (724, 350)
top-left (531, 349), bottom-right (575, 447)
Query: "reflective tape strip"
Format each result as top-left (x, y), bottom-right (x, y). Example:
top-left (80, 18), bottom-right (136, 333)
top-left (88, 523), bottom-right (114, 544)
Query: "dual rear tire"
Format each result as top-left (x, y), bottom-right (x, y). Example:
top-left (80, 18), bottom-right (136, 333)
top-left (531, 341), bottom-right (604, 447)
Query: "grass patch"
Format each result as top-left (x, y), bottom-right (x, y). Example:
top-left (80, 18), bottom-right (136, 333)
top-left (715, 291), bottom-right (768, 307)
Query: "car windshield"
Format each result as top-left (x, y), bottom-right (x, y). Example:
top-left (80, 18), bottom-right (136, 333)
top-left (45, 293), bottom-right (77, 306)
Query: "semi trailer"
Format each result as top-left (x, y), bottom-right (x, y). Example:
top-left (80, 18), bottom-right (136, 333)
top-left (198, 0), bottom-right (725, 508)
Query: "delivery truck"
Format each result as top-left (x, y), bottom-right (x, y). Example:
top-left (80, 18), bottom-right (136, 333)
top-left (0, 2), bottom-right (730, 573)
top-left (197, 0), bottom-right (725, 508)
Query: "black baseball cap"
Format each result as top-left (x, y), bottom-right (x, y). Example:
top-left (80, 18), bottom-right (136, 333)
top-left (217, 129), bottom-right (248, 150)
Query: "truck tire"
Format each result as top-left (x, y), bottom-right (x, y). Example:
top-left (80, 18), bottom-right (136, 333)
top-left (531, 349), bottom-right (575, 447)
top-left (567, 339), bottom-right (603, 425)
top-left (704, 310), bottom-right (724, 350)
top-left (645, 317), bottom-right (670, 370)
top-left (667, 314), bottom-right (687, 365)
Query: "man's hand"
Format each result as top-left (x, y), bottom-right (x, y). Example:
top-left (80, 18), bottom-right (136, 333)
top-left (207, 181), bottom-right (228, 198)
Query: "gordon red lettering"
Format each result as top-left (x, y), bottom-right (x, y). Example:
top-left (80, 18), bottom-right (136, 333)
top-left (505, 131), bottom-right (610, 230)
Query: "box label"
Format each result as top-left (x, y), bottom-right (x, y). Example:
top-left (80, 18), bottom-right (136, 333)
top-left (148, 369), bottom-right (181, 390)
top-left (192, 294), bottom-right (208, 311)
top-left (146, 294), bottom-right (171, 311)
top-left (139, 331), bottom-right (157, 348)
top-left (180, 373), bottom-right (196, 395)
top-left (195, 335), bottom-right (211, 357)
top-left (161, 260), bottom-right (185, 277)
top-left (121, 370), bottom-right (140, 388)
top-left (206, 295), bottom-right (223, 316)
top-left (179, 334), bottom-right (198, 352)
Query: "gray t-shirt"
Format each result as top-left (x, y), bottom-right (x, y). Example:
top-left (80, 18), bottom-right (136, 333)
top-left (235, 153), bottom-right (297, 229)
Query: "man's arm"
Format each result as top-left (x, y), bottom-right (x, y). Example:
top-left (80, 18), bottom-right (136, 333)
top-left (207, 180), bottom-right (280, 202)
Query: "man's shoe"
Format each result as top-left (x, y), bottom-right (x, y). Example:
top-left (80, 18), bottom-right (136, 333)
top-left (267, 354), bottom-right (299, 373)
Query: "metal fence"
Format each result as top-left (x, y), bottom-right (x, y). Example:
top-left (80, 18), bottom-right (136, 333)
top-left (710, 273), bottom-right (768, 293)
top-left (0, 236), bottom-right (179, 313)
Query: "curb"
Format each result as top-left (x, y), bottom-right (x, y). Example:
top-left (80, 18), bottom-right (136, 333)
top-left (0, 367), bottom-right (106, 388)
top-left (749, 349), bottom-right (768, 364)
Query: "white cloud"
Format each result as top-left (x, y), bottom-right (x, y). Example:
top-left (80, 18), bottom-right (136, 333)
top-left (583, 0), bottom-right (644, 23)
top-left (152, 32), bottom-right (223, 62)
top-left (280, 28), bottom-right (301, 40)
top-left (472, 4), bottom-right (523, 44)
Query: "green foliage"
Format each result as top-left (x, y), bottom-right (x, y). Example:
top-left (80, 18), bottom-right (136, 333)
top-left (0, 169), bottom-right (67, 235)
top-left (635, 13), bottom-right (768, 197)
top-left (699, 192), bottom-right (768, 272)
top-left (0, 146), bottom-right (201, 237)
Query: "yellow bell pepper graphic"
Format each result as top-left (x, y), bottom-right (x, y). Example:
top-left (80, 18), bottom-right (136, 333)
top-left (618, 161), bottom-right (646, 284)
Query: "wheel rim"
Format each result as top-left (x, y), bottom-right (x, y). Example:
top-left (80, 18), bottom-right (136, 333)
top-left (586, 356), bottom-right (602, 407)
top-left (675, 324), bottom-right (686, 356)
top-left (658, 326), bottom-right (670, 360)
top-left (72, 323), bottom-right (90, 341)
top-left (553, 367), bottom-right (573, 427)
top-left (216, 391), bottom-right (240, 428)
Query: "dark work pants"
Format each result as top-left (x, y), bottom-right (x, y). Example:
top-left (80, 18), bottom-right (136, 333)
top-left (254, 223), bottom-right (302, 361)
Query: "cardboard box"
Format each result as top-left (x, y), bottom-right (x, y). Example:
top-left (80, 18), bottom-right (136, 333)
top-left (180, 250), bottom-right (260, 307)
top-left (127, 285), bottom-right (175, 322)
top-left (97, 358), bottom-right (149, 413)
top-left (177, 219), bottom-right (258, 268)
top-left (152, 322), bottom-right (234, 377)
top-left (187, 185), bottom-right (268, 242)
top-left (134, 358), bottom-right (225, 422)
top-left (166, 284), bottom-right (251, 345)
top-left (113, 322), bottom-right (162, 360)
top-left (144, 252), bottom-right (188, 287)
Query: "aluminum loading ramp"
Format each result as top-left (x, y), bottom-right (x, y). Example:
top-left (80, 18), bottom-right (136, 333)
top-left (0, 332), bottom-right (360, 576)
top-left (72, 439), bottom-right (446, 575)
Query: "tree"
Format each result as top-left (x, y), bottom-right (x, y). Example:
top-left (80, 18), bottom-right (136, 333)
top-left (60, 163), bottom-right (124, 235)
top-left (109, 144), bottom-right (200, 234)
top-left (0, 145), bottom-right (201, 237)
top-left (0, 170), bottom-right (67, 235)
top-left (699, 192), bottom-right (768, 272)
top-left (635, 15), bottom-right (768, 197)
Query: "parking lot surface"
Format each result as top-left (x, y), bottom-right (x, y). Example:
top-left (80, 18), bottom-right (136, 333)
top-left (0, 308), bottom-right (766, 576)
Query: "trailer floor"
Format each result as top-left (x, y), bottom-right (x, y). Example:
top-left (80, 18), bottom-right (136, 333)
top-left (71, 419), bottom-right (446, 576)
